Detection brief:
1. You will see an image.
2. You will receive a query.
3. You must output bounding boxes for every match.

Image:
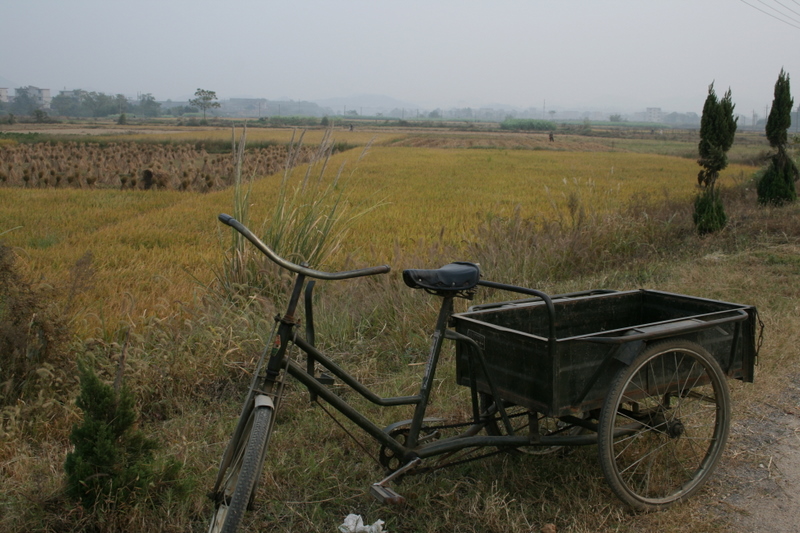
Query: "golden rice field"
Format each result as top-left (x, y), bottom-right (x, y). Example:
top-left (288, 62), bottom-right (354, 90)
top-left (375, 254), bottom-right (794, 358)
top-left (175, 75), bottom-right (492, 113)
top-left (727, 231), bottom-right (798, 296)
top-left (0, 130), bottom-right (756, 336)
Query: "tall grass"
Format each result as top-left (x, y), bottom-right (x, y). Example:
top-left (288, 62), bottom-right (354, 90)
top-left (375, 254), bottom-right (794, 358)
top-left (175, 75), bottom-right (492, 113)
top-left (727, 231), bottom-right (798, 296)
top-left (217, 128), bottom-right (379, 301)
top-left (469, 181), bottom-right (694, 290)
top-left (261, 129), bottom-right (375, 266)
top-left (216, 125), bottom-right (253, 296)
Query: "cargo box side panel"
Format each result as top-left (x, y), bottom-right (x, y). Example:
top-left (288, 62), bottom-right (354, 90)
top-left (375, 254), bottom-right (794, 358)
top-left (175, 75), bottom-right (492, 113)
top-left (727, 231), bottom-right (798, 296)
top-left (455, 319), bottom-right (554, 412)
top-left (556, 340), bottom-right (622, 415)
top-left (467, 292), bottom-right (645, 340)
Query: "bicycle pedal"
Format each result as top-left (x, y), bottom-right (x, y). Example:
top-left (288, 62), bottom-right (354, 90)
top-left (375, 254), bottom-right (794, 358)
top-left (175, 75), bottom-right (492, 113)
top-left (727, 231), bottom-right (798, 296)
top-left (370, 483), bottom-right (405, 505)
top-left (316, 372), bottom-right (335, 386)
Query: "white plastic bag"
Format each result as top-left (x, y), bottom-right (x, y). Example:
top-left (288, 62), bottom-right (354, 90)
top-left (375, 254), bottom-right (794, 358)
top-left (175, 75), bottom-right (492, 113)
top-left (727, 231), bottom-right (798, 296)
top-left (338, 514), bottom-right (385, 533)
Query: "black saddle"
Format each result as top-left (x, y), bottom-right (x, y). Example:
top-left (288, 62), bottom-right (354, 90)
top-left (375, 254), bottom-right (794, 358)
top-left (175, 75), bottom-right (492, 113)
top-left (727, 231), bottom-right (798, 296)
top-left (402, 262), bottom-right (480, 293)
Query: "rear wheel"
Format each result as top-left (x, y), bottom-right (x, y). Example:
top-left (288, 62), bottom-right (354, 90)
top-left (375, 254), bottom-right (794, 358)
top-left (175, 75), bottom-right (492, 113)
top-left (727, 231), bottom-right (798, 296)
top-left (597, 339), bottom-right (730, 511)
top-left (208, 401), bottom-right (275, 533)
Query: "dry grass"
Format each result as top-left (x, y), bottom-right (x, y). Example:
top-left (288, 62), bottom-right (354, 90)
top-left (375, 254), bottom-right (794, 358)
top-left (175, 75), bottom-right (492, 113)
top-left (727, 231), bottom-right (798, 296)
top-left (1, 127), bottom-right (798, 532)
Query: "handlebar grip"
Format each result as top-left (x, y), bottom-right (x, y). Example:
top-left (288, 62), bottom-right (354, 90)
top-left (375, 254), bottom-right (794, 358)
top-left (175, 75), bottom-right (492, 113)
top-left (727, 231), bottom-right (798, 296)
top-left (218, 213), bottom-right (391, 280)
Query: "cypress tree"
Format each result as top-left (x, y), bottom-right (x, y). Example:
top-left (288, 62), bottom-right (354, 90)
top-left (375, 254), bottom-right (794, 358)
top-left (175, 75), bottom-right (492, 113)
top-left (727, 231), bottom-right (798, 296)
top-left (758, 69), bottom-right (798, 205)
top-left (766, 68), bottom-right (793, 149)
top-left (695, 83), bottom-right (737, 234)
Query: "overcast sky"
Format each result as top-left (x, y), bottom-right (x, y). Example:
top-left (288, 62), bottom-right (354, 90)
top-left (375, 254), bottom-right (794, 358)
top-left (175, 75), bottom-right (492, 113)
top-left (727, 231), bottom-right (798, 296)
top-left (2, 0), bottom-right (798, 116)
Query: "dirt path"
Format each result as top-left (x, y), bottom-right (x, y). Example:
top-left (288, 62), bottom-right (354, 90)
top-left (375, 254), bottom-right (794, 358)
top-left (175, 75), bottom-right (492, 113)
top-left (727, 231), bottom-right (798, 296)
top-left (713, 380), bottom-right (800, 532)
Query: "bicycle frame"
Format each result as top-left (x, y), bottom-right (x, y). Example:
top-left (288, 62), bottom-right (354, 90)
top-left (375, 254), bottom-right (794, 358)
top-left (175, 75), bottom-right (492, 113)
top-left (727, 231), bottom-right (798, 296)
top-left (211, 213), bottom-right (605, 501)
top-left (265, 271), bottom-right (480, 460)
top-left (260, 270), bottom-right (609, 464)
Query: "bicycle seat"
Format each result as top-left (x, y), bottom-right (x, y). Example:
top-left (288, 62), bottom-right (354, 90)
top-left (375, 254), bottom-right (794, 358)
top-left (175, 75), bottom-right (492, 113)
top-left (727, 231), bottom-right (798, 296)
top-left (402, 262), bottom-right (480, 292)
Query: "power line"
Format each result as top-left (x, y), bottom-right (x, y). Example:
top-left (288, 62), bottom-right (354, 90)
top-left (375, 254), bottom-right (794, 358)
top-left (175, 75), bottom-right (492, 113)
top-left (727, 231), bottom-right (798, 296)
top-left (756, 0), bottom-right (800, 24)
top-left (739, 0), bottom-right (800, 29)
top-left (773, 0), bottom-right (800, 18)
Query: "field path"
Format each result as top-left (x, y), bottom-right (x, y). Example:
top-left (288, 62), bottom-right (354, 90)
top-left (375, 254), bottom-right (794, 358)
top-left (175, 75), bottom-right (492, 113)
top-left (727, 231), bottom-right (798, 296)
top-left (714, 381), bottom-right (800, 532)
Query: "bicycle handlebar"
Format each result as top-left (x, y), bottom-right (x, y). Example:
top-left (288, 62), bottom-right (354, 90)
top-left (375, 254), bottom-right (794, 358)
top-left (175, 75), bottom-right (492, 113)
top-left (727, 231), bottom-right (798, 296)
top-left (218, 214), bottom-right (391, 280)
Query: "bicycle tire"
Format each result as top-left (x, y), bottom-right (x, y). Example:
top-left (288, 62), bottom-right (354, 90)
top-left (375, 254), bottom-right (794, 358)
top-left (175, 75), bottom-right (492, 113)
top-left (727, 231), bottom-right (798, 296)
top-left (208, 403), bottom-right (274, 533)
top-left (597, 339), bottom-right (730, 511)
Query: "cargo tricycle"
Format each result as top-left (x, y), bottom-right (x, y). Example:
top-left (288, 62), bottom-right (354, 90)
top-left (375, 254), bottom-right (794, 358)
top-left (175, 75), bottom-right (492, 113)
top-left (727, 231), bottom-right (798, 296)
top-left (208, 214), bottom-right (760, 533)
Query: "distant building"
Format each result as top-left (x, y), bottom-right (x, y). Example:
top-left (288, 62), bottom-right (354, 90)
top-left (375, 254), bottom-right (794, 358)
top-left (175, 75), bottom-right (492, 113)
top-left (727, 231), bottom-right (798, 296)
top-left (0, 88), bottom-right (8, 103)
top-left (645, 107), bottom-right (662, 123)
top-left (16, 86), bottom-right (52, 109)
top-left (58, 89), bottom-right (87, 100)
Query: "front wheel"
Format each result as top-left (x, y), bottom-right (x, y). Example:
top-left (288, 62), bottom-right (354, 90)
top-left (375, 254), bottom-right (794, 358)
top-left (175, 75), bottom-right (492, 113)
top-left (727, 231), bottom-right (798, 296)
top-left (208, 400), bottom-right (275, 533)
top-left (597, 339), bottom-right (730, 511)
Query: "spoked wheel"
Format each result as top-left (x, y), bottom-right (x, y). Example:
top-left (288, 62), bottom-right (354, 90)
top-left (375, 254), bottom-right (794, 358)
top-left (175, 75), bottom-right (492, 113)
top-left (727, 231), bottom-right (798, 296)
top-left (481, 394), bottom-right (584, 455)
top-left (208, 399), bottom-right (275, 533)
top-left (597, 339), bottom-right (730, 511)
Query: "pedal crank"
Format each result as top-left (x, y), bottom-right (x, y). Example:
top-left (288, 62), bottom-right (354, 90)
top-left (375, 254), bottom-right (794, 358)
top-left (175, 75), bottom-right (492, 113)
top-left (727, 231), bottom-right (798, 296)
top-left (370, 457), bottom-right (421, 505)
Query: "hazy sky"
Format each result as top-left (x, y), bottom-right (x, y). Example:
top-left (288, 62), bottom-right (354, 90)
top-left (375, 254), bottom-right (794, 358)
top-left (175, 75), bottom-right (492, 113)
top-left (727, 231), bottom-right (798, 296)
top-left (2, 0), bottom-right (798, 115)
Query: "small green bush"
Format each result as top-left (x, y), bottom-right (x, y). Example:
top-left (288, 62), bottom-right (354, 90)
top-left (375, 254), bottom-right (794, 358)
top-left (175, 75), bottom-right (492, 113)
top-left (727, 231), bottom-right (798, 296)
top-left (64, 364), bottom-right (181, 509)
top-left (757, 154), bottom-right (798, 206)
top-left (693, 189), bottom-right (727, 234)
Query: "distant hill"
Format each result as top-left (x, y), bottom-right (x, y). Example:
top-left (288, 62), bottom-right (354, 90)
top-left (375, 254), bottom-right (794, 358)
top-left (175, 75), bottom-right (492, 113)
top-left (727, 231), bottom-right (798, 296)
top-left (314, 94), bottom-right (417, 115)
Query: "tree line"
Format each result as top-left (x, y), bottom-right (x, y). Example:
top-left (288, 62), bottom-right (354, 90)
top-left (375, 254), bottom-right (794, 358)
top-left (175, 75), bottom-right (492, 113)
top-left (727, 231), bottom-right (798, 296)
top-left (0, 89), bottom-right (200, 119)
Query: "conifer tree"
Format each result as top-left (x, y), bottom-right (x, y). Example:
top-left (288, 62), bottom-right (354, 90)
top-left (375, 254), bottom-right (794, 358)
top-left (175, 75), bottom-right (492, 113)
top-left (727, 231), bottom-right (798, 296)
top-left (758, 68), bottom-right (798, 205)
top-left (64, 364), bottom-right (158, 508)
top-left (694, 83), bottom-right (737, 234)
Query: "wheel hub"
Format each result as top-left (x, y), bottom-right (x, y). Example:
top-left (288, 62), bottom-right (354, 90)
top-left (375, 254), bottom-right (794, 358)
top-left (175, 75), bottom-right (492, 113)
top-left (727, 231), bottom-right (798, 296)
top-left (667, 419), bottom-right (685, 439)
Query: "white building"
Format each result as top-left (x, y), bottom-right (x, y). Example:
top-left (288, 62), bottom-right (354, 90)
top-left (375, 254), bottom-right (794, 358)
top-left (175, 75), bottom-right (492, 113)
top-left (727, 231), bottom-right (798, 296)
top-left (645, 107), bottom-right (663, 123)
top-left (0, 88), bottom-right (8, 103)
top-left (17, 86), bottom-right (52, 109)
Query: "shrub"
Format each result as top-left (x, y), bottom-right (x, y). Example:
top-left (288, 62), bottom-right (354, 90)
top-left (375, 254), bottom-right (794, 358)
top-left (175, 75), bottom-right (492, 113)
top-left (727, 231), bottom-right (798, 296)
top-left (693, 189), bottom-right (728, 235)
top-left (757, 153), bottom-right (798, 205)
top-left (64, 363), bottom-right (183, 509)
